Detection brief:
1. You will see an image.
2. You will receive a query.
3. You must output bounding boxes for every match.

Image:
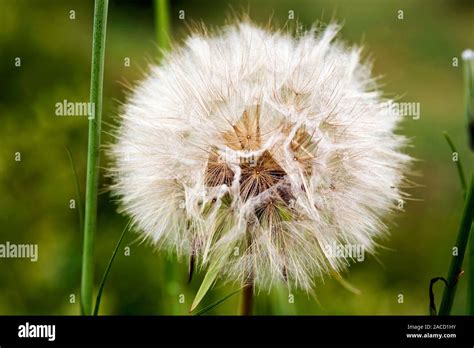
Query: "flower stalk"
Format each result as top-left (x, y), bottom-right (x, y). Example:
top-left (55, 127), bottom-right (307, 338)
top-left (240, 232), bottom-right (254, 315)
top-left (463, 50), bottom-right (474, 151)
top-left (439, 174), bottom-right (474, 315)
top-left (154, 0), bottom-right (170, 53)
top-left (240, 283), bottom-right (253, 316)
top-left (462, 49), bottom-right (474, 315)
top-left (81, 0), bottom-right (109, 316)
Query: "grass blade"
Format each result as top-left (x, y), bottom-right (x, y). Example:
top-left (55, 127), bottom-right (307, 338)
top-left (65, 146), bottom-right (84, 233)
top-left (462, 49), bottom-right (474, 315)
top-left (190, 260), bottom-right (222, 312)
top-left (443, 132), bottom-right (467, 194)
top-left (462, 49), bottom-right (474, 150)
top-left (192, 287), bottom-right (242, 316)
top-left (470, 228), bottom-right (474, 315)
top-left (439, 174), bottom-right (474, 315)
top-left (94, 220), bottom-right (131, 316)
top-left (81, 0), bottom-right (109, 316)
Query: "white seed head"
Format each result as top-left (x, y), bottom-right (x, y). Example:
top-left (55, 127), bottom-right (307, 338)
top-left (110, 22), bottom-right (411, 290)
top-left (462, 48), bottom-right (474, 61)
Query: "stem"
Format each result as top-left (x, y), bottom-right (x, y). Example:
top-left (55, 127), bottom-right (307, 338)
top-left (240, 229), bottom-right (254, 316)
top-left (463, 50), bottom-right (474, 150)
top-left (81, 0), bottom-right (109, 316)
top-left (469, 230), bottom-right (474, 315)
top-left (153, 0), bottom-right (171, 52)
top-left (462, 49), bottom-right (474, 315)
top-left (240, 283), bottom-right (253, 316)
top-left (439, 174), bottom-right (474, 315)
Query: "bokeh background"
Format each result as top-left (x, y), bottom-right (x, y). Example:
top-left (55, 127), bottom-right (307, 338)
top-left (0, 0), bottom-right (473, 315)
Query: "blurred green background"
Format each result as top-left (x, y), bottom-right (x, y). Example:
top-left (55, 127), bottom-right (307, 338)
top-left (0, 0), bottom-right (473, 315)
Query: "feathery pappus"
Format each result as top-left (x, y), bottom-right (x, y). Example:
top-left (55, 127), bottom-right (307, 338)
top-left (110, 21), bottom-right (411, 291)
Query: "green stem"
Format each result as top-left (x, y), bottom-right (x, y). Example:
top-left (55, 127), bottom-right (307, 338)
top-left (467, 227), bottom-right (474, 315)
top-left (463, 50), bottom-right (474, 150)
top-left (153, 0), bottom-right (171, 52)
top-left (463, 49), bottom-right (474, 315)
top-left (439, 174), bottom-right (474, 315)
top-left (81, 0), bottom-right (109, 316)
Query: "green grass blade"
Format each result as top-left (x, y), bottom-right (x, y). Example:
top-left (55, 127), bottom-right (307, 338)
top-left (439, 174), bottom-right (474, 315)
top-left (462, 49), bottom-right (474, 315)
top-left (81, 0), bottom-right (109, 316)
top-left (65, 146), bottom-right (84, 233)
top-left (462, 49), bottom-right (474, 150)
top-left (93, 220), bottom-right (131, 316)
top-left (190, 260), bottom-right (222, 312)
top-left (443, 132), bottom-right (467, 194)
top-left (192, 287), bottom-right (242, 316)
top-left (468, 222), bottom-right (474, 316)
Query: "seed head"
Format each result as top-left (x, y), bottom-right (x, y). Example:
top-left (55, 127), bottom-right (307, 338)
top-left (110, 22), bottom-right (411, 290)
